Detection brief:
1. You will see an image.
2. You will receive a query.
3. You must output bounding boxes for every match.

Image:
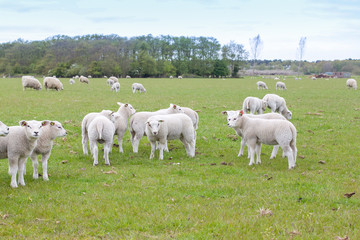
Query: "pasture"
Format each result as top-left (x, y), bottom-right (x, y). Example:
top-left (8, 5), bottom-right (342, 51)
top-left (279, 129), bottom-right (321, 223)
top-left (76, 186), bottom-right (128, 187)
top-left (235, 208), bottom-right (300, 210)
top-left (0, 76), bottom-right (359, 239)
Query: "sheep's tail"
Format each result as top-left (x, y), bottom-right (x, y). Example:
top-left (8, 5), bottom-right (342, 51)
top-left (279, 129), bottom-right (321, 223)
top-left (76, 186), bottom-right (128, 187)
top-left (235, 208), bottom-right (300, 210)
top-left (290, 123), bottom-right (297, 146)
top-left (96, 122), bottom-right (103, 139)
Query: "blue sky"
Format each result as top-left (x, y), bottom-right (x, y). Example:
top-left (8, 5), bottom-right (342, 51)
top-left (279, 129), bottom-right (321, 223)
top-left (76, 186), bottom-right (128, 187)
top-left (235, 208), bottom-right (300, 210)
top-left (0, 0), bottom-right (359, 61)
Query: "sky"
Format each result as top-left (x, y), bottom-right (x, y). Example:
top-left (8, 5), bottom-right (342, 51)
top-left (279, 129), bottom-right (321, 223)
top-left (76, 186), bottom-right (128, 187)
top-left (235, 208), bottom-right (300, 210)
top-left (0, 0), bottom-right (359, 61)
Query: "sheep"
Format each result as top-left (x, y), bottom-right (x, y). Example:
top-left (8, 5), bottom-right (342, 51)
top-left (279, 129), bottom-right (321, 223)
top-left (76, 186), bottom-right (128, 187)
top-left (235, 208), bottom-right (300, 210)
top-left (242, 96), bottom-right (267, 115)
top-left (145, 114), bottom-right (195, 160)
top-left (87, 75), bottom-right (92, 78)
top-left (29, 121), bottom-right (67, 181)
top-left (81, 110), bottom-right (113, 155)
top-left (346, 79), bottom-right (357, 90)
top-left (44, 77), bottom-right (63, 91)
top-left (169, 76), bottom-right (173, 79)
top-left (126, 75), bottom-right (131, 79)
top-left (109, 76), bottom-right (118, 83)
top-left (312, 76), bottom-right (316, 80)
top-left (111, 82), bottom-right (120, 92)
top-left (106, 79), bottom-right (114, 86)
top-left (274, 77), bottom-right (279, 80)
top-left (88, 116), bottom-right (115, 166)
top-left (0, 120), bottom-right (46, 188)
top-left (69, 79), bottom-right (75, 84)
top-left (227, 111), bottom-right (297, 169)
top-left (79, 76), bottom-right (89, 84)
top-left (129, 104), bottom-right (184, 153)
top-left (22, 76), bottom-right (42, 90)
top-left (257, 81), bottom-right (268, 90)
top-left (276, 81), bottom-right (287, 90)
top-left (110, 103), bottom-right (136, 153)
top-left (0, 121), bottom-right (9, 136)
top-left (178, 76), bottom-right (183, 79)
top-left (262, 94), bottom-right (292, 120)
top-left (132, 83), bottom-right (146, 93)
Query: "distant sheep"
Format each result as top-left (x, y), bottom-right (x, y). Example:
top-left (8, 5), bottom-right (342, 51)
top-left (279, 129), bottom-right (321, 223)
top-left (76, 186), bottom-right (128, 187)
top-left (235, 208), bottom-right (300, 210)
top-left (276, 81), bottom-right (287, 90)
top-left (79, 76), bottom-right (89, 84)
top-left (169, 76), bottom-right (173, 79)
top-left (69, 79), bottom-right (75, 84)
top-left (242, 97), bottom-right (267, 114)
top-left (312, 76), bottom-right (316, 80)
top-left (274, 77), bottom-right (279, 80)
top-left (109, 76), bottom-right (118, 82)
top-left (178, 76), bottom-right (183, 79)
top-left (111, 82), bottom-right (120, 92)
top-left (346, 79), bottom-right (357, 90)
top-left (126, 75), bottom-right (131, 79)
top-left (263, 94), bottom-right (292, 120)
top-left (106, 79), bottom-right (114, 86)
top-left (257, 81), bottom-right (268, 90)
top-left (44, 77), bottom-right (63, 91)
top-left (22, 76), bottom-right (42, 91)
top-left (0, 121), bottom-right (9, 136)
top-left (132, 83), bottom-right (146, 93)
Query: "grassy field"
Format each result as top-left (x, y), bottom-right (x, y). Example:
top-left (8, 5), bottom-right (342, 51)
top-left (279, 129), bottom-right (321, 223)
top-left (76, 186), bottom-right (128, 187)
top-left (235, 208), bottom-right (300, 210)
top-left (0, 76), bottom-right (359, 239)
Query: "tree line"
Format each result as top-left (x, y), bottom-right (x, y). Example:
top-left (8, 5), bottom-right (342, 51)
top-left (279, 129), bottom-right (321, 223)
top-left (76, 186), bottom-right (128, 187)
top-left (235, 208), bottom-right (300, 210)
top-left (0, 34), bottom-right (359, 78)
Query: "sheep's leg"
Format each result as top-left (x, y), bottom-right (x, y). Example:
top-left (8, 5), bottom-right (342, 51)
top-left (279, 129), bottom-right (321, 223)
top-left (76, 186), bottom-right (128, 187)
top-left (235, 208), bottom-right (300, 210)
top-left (270, 145), bottom-right (279, 159)
top-left (104, 142), bottom-right (112, 166)
top-left (30, 152), bottom-right (39, 179)
top-left (132, 133), bottom-right (143, 153)
top-left (82, 132), bottom-right (89, 155)
top-left (291, 143), bottom-right (297, 168)
top-left (282, 145), bottom-right (294, 169)
top-left (255, 143), bottom-right (262, 164)
top-left (41, 152), bottom-right (51, 181)
top-left (8, 157), bottom-right (19, 188)
top-left (188, 139), bottom-right (195, 157)
top-left (238, 137), bottom-right (246, 157)
top-left (159, 142), bottom-right (165, 160)
top-left (117, 135), bottom-right (123, 153)
top-left (18, 157), bottom-right (27, 186)
top-left (149, 141), bottom-right (156, 159)
top-left (247, 141), bottom-right (256, 166)
top-left (164, 140), bottom-right (169, 152)
top-left (90, 141), bottom-right (99, 166)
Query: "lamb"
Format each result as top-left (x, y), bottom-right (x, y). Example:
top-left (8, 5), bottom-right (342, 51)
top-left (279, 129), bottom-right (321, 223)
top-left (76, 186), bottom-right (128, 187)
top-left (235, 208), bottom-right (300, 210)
top-left (110, 103), bottom-right (136, 153)
top-left (178, 76), bottom-right (183, 79)
top-left (44, 77), bottom-right (63, 91)
top-left (276, 81), bottom-right (287, 90)
top-left (257, 81), bottom-right (268, 90)
top-left (262, 94), bottom-right (292, 120)
top-left (227, 111), bottom-right (297, 169)
top-left (106, 79), bottom-right (114, 86)
top-left (126, 75), bottom-right (131, 79)
top-left (111, 82), bottom-right (120, 92)
top-left (129, 104), bottom-right (184, 153)
top-left (22, 76), bottom-right (42, 90)
top-left (169, 76), bottom-right (173, 79)
top-left (109, 76), bottom-right (118, 82)
top-left (0, 120), bottom-right (46, 188)
top-left (346, 79), bottom-right (357, 90)
top-left (79, 76), bottom-right (89, 84)
top-left (69, 79), bottom-right (75, 84)
top-left (145, 114), bottom-right (195, 160)
top-left (132, 83), bottom-right (146, 93)
top-left (29, 121), bottom-right (67, 181)
top-left (81, 110), bottom-right (113, 155)
top-left (88, 116), bottom-right (115, 166)
top-left (0, 121), bottom-right (9, 136)
top-left (242, 96), bottom-right (267, 114)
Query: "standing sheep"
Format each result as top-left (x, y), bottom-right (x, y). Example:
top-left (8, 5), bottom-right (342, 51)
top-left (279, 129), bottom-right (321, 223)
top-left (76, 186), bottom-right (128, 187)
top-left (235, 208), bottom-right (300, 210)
top-left (109, 76), bottom-right (118, 83)
top-left (276, 81), bottom-right (287, 90)
top-left (79, 76), bottom-right (89, 84)
top-left (0, 120), bottom-right (46, 188)
top-left (129, 104), bottom-right (184, 153)
top-left (242, 96), bottom-right (267, 114)
top-left (262, 94), bottom-right (292, 120)
top-left (111, 82), bottom-right (120, 92)
top-left (22, 76), bottom-right (42, 90)
top-left (257, 81), bottom-right (268, 90)
top-left (126, 75), bottom-right (131, 79)
top-left (346, 79), bottom-right (357, 90)
top-left (0, 121), bottom-right (9, 136)
top-left (29, 121), bottom-right (67, 181)
top-left (145, 114), bottom-right (195, 160)
top-left (106, 79), bottom-right (114, 86)
top-left (69, 79), bottom-right (75, 84)
top-left (88, 116), bottom-right (115, 166)
top-left (44, 77), bottom-right (63, 91)
top-left (132, 83), bottom-right (146, 93)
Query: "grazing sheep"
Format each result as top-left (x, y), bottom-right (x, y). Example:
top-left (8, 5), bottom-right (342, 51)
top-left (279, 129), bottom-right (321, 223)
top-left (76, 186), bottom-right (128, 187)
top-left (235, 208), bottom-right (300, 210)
top-left (274, 77), bottom-right (280, 80)
top-left (132, 83), bottom-right (146, 93)
top-left (178, 76), bottom-right (183, 79)
top-left (79, 76), bottom-right (89, 84)
top-left (74, 75), bottom-right (79, 79)
top-left (0, 120), bottom-right (45, 188)
top-left (111, 82), bottom-right (120, 92)
top-left (88, 116), bottom-right (115, 166)
top-left (81, 110), bottom-right (113, 155)
top-left (257, 81), bottom-right (268, 90)
top-left (0, 121), bottom-right (9, 136)
top-left (22, 76), bottom-right (42, 90)
top-left (145, 114), bottom-right (195, 160)
top-left (346, 79), bottom-right (357, 90)
top-left (69, 79), bottom-right (75, 84)
top-left (109, 76), bottom-right (118, 83)
top-left (276, 81), bottom-right (287, 90)
top-left (227, 111), bottom-right (297, 169)
top-left (129, 104), bottom-right (184, 153)
top-left (262, 94), bottom-right (292, 120)
top-left (87, 75), bottom-right (92, 78)
top-left (169, 76), bottom-right (173, 79)
top-left (44, 77), bottom-right (63, 91)
top-left (29, 121), bottom-right (67, 181)
top-left (106, 79), bottom-right (114, 86)
top-left (126, 75), bottom-right (131, 79)
top-left (312, 76), bottom-right (316, 80)
top-left (242, 97), bottom-right (267, 114)
top-left (110, 103), bottom-right (136, 153)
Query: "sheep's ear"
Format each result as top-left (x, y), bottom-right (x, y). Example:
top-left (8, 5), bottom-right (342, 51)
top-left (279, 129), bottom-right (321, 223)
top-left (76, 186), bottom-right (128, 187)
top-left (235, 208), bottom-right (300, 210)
top-left (117, 102), bottom-right (123, 106)
top-left (173, 104), bottom-right (177, 109)
top-left (41, 120), bottom-right (50, 126)
top-left (240, 110), bottom-right (244, 116)
top-left (125, 103), bottom-right (128, 107)
top-left (146, 121), bottom-right (150, 126)
top-left (158, 120), bottom-right (164, 123)
top-left (19, 120), bottom-right (27, 126)
top-left (110, 111), bottom-right (115, 116)
top-left (221, 111), bottom-right (227, 115)
top-left (50, 121), bottom-right (55, 126)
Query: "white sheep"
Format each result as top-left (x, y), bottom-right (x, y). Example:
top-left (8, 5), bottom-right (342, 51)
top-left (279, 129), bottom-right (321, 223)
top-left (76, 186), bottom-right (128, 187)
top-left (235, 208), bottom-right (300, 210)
top-left (109, 76), bottom-right (118, 82)
top-left (132, 83), bottom-right (146, 93)
top-left (110, 103), bottom-right (136, 153)
top-left (106, 79), bottom-right (114, 86)
top-left (81, 110), bottom-right (113, 155)
top-left (22, 76), bottom-right (42, 90)
top-left (88, 116), bottom-right (115, 166)
top-left (111, 82), bottom-right (120, 92)
top-left (227, 111), bottom-right (297, 169)
top-left (242, 96), bottom-right (267, 114)
top-left (346, 79), bottom-right (357, 90)
top-left (178, 76), bottom-right (183, 79)
top-left (276, 81), bottom-right (287, 90)
top-left (74, 75), bottom-right (79, 79)
top-left (44, 77), bottom-right (63, 91)
top-left (126, 75), bottom-right (131, 79)
top-left (145, 114), bottom-right (195, 160)
top-left (69, 79), bottom-right (75, 84)
top-left (0, 120), bottom-right (46, 188)
top-left (29, 121), bottom-right (67, 181)
top-left (0, 121), bottom-right (9, 136)
top-left (257, 81), bottom-right (268, 90)
top-left (79, 76), bottom-right (89, 84)
top-left (312, 76), bottom-right (316, 80)
top-left (262, 94), bottom-right (292, 120)
top-left (87, 75), bottom-right (92, 78)
top-left (274, 77), bottom-right (279, 80)
top-left (169, 76), bottom-right (173, 79)
top-left (129, 104), bottom-right (184, 153)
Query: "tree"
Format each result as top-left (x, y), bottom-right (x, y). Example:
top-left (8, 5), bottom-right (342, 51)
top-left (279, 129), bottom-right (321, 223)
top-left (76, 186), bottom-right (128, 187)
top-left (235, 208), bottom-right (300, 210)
top-left (296, 37), bottom-right (306, 75)
top-left (221, 41), bottom-right (248, 77)
top-left (212, 59), bottom-right (229, 78)
top-left (249, 34), bottom-right (263, 74)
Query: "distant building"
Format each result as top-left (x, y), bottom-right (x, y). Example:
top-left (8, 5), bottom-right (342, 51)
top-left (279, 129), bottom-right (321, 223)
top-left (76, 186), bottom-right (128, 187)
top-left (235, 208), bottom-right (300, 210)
top-left (322, 72), bottom-right (351, 78)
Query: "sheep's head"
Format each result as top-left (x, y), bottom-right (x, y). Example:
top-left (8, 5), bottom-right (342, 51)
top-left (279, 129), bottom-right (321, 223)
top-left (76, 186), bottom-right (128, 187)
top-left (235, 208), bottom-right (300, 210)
top-left (227, 110), bottom-right (243, 128)
top-left (0, 121), bottom-right (9, 136)
top-left (50, 121), bottom-right (67, 138)
top-left (170, 104), bottom-right (184, 113)
top-left (146, 119), bottom-right (164, 135)
top-left (20, 120), bottom-right (45, 139)
top-left (283, 110), bottom-right (292, 120)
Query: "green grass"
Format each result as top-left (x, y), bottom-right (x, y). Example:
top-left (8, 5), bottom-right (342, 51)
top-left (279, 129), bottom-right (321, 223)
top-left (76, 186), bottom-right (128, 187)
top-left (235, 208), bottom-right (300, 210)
top-left (0, 76), bottom-right (359, 239)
